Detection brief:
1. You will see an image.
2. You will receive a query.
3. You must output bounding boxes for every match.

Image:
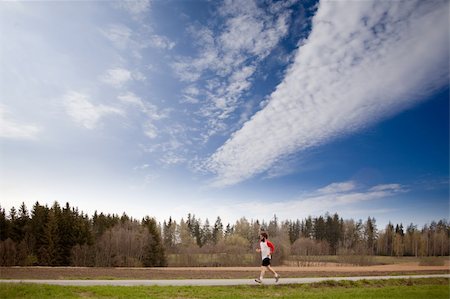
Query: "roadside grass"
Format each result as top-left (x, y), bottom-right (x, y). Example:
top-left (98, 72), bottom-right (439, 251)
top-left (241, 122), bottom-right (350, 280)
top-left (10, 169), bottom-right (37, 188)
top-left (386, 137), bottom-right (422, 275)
top-left (0, 278), bottom-right (448, 299)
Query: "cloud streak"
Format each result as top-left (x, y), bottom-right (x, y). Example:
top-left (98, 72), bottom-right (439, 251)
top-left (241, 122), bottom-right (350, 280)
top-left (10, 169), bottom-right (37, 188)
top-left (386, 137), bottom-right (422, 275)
top-left (63, 91), bottom-right (123, 129)
top-left (232, 181), bottom-right (406, 221)
top-left (181, 181), bottom-right (406, 223)
top-left (0, 105), bottom-right (41, 140)
top-left (206, 0), bottom-right (449, 187)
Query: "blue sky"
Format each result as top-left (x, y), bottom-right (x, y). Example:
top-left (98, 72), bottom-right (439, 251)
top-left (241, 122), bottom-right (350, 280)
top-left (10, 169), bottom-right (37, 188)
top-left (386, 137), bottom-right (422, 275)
top-left (1, 0), bottom-right (448, 228)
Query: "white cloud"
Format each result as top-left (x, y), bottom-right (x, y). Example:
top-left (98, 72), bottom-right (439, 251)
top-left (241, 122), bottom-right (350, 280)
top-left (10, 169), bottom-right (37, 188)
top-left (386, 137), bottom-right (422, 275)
top-left (118, 91), bottom-right (168, 139)
top-left (206, 0), bottom-right (449, 187)
top-left (181, 86), bottom-right (201, 104)
top-left (143, 121), bottom-right (158, 139)
top-left (100, 24), bottom-right (133, 50)
top-left (175, 180), bottom-right (406, 224)
top-left (101, 24), bottom-right (174, 60)
top-left (100, 68), bottom-right (133, 88)
top-left (318, 181), bottom-right (356, 194)
top-left (148, 34), bottom-right (175, 50)
top-left (0, 105), bottom-right (41, 140)
top-left (118, 91), bottom-right (145, 108)
top-left (172, 0), bottom-right (294, 139)
top-left (369, 184), bottom-right (405, 193)
top-left (116, 0), bottom-right (151, 17)
top-left (222, 181), bottom-right (406, 221)
top-left (63, 91), bottom-right (123, 129)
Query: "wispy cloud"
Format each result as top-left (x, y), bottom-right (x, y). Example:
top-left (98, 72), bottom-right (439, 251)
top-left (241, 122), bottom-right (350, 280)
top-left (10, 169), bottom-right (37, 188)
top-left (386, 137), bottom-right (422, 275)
top-left (115, 0), bottom-right (151, 19)
top-left (63, 91), bottom-right (123, 129)
top-left (118, 91), bottom-right (145, 109)
top-left (318, 181), bottom-right (357, 195)
top-left (206, 0), bottom-right (449, 187)
top-left (100, 68), bottom-right (134, 88)
top-left (118, 91), bottom-right (169, 139)
top-left (101, 23), bottom-right (175, 58)
top-left (173, 0), bottom-right (295, 139)
top-left (148, 34), bottom-right (175, 50)
top-left (226, 181), bottom-right (406, 221)
top-left (0, 105), bottom-right (41, 140)
top-left (100, 24), bottom-right (133, 50)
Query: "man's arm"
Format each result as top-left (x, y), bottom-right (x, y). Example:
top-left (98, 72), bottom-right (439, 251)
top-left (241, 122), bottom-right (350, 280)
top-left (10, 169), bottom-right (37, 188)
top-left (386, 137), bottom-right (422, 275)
top-left (267, 241), bottom-right (274, 254)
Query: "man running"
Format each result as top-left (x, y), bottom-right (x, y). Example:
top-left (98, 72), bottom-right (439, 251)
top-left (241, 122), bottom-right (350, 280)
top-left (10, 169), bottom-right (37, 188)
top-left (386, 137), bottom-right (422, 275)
top-left (255, 232), bottom-right (280, 283)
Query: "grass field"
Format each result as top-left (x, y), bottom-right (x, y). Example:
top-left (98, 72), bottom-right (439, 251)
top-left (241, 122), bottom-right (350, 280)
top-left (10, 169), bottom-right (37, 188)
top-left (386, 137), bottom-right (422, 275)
top-left (0, 278), bottom-right (448, 298)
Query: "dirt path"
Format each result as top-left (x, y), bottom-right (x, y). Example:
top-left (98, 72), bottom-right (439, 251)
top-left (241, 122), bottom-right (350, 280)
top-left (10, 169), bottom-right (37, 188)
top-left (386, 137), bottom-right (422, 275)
top-left (1, 274), bottom-right (449, 286)
top-left (1, 263), bottom-right (448, 280)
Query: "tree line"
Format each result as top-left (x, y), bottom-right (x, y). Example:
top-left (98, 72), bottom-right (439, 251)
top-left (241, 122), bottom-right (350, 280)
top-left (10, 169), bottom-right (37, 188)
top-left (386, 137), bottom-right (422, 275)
top-left (0, 201), bottom-right (448, 267)
top-left (0, 202), bottom-right (165, 267)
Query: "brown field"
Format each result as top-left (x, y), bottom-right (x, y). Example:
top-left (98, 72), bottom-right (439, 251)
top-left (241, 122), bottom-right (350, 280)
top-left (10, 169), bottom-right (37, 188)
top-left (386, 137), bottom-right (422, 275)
top-left (1, 262), bottom-right (449, 280)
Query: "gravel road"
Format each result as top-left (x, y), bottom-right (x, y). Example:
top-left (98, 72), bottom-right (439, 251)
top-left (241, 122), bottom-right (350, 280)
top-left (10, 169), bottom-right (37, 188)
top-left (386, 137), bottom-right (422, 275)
top-left (1, 274), bottom-right (448, 286)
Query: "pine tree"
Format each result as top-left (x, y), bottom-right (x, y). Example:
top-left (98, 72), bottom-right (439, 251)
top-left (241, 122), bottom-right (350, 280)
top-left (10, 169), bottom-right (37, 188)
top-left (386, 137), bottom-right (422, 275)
top-left (225, 223), bottom-right (233, 237)
top-left (364, 217), bottom-right (377, 255)
top-left (268, 214), bottom-right (279, 237)
top-left (290, 219), bottom-right (301, 244)
top-left (142, 216), bottom-right (167, 267)
top-left (8, 206), bottom-right (21, 242)
top-left (30, 202), bottom-right (49, 264)
top-left (193, 219), bottom-right (202, 247)
top-left (41, 205), bottom-right (60, 265)
top-left (0, 205), bottom-right (9, 241)
top-left (212, 216), bottom-right (223, 245)
top-left (325, 213), bottom-right (341, 255)
top-left (313, 216), bottom-right (326, 241)
top-left (385, 222), bottom-right (394, 256)
top-left (304, 216), bottom-right (313, 239)
top-left (162, 217), bottom-right (176, 252)
top-left (201, 219), bottom-right (212, 246)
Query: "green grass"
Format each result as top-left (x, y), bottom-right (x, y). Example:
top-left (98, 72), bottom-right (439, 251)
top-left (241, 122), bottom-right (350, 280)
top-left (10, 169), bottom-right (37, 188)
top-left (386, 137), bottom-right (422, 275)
top-left (0, 278), bottom-right (448, 298)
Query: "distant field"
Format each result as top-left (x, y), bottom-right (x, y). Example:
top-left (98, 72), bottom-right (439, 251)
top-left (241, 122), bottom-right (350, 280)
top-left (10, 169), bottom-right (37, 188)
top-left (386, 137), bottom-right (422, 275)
top-left (0, 278), bottom-right (448, 298)
top-left (285, 255), bottom-right (449, 267)
top-left (167, 254), bottom-right (450, 267)
top-left (168, 254), bottom-right (449, 267)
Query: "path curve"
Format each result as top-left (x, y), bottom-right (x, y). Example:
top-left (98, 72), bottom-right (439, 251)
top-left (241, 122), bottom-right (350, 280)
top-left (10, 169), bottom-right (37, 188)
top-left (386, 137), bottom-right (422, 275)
top-left (1, 274), bottom-right (448, 286)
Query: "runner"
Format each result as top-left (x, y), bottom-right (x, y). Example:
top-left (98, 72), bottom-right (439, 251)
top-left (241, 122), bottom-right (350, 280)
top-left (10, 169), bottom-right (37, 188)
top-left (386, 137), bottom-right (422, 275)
top-left (255, 232), bottom-right (280, 283)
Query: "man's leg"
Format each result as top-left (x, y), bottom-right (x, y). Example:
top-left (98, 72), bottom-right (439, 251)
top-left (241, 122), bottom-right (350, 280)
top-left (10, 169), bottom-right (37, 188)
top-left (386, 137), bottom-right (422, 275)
top-left (255, 266), bottom-right (266, 283)
top-left (267, 265), bottom-right (276, 275)
top-left (267, 265), bottom-right (280, 282)
top-left (260, 266), bottom-right (266, 280)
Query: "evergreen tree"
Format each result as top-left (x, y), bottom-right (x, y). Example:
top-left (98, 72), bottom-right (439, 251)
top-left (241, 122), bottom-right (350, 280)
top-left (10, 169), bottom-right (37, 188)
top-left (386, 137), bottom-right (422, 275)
top-left (303, 216), bottom-right (313, 238)
top-left (57, 202), bottom-right (77, 265)
top-left (201, 219), bottom-right (212, 246)
top-left (326, 213), bottom-right (341, 255)
top-left (41, 205), bottom-right (60, 265)
top-left (142, 216), bottom-right (166, 266)
top-left (288, 219), bottom-right (301, 244)
top-left (193, 219), bottom-right (202, 247)
top-left (385, 222), bottom-right (394, 256)
top-left (212, 216), bottom-right (223, 245)
top-left (30, 202), bottom-right (49, 264)
top-left (313, 216), bottom-right (326, 241)
top-left (268, 214), bottom-right (279, 237)
top-left (162, 217), bottom-right (176, 252)
top-left (364, 217), bottom-right (377, 254)
top-left (8, 206), bottom-right (21, 242)
top-left (0, 205), bottom-right (9, 241)
top-left (225, 223), bottom-right (233, 237)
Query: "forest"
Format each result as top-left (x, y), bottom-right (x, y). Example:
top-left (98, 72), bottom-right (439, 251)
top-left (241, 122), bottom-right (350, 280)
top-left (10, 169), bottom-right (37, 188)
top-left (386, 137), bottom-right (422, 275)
top-left (0, 201), bottom-right (448, 267)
